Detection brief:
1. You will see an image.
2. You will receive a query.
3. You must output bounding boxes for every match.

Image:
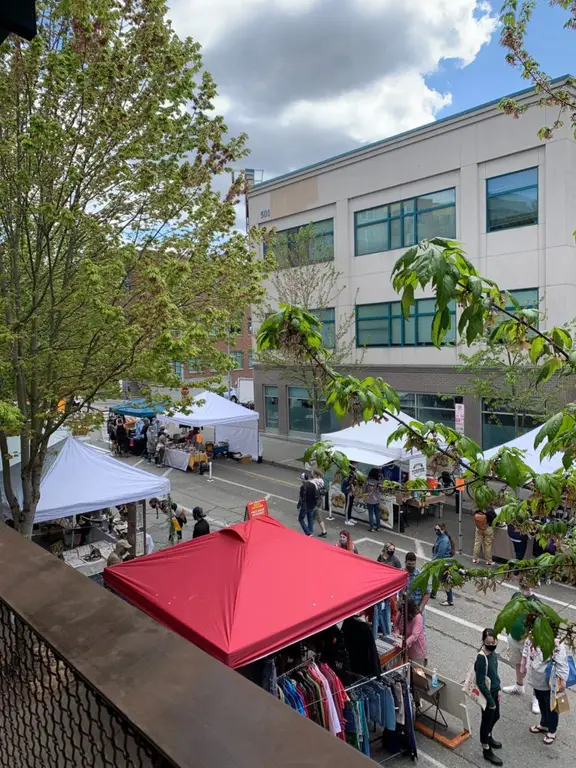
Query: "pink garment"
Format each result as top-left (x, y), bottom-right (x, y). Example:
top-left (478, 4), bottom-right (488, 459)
top-left (394, 613), bottom-right (426, 661)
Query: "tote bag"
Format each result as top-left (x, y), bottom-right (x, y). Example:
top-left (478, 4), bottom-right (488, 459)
top-left (462, 652), bottom-right (490, 710)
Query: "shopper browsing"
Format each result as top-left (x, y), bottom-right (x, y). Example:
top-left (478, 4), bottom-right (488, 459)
top-left (502, 578), bottom-right (541, 714)
top-left (404, 552), bottom-right (431, 616)
top-left (393, 597), bottom-right (426, 666)
top-left (475, 628), bottom-right (503, 766)
top-left (311, 470), bottom-right (328, 538)
top-left (473, 507), bottom-right (497, 566)
top-left (430, 523), bottom-right (456, 607)
top-left (337, 530), bottom-right (358, 554)
top-left (523, 638), bottom-right (569, 745)
top-left (378, 543), bottom-right (402, 569)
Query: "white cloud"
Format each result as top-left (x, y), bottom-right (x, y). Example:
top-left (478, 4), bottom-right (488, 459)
top-left (168, 0), bottom-right (497, 177)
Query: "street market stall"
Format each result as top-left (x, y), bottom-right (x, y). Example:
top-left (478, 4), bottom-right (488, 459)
top-left (0, 437), bottom-right (170, 572)
top-left (322, 415), bottom-right (446, 529)
top-left (482, 425), bottom-right (564, 560)
top-left (158, 391), bottom-right (260, 469)
top-left (104, 516), bottom-right (417, 761)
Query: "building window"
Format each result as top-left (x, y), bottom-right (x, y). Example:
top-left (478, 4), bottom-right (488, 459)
top-left (288, 387), bottom-right (314, 433)
top-left (481, 400), bottom-right (541, 450)
top-left (172, 362), bottom-right (184, 379)
top-left (312, 307), bottom-right (336, 348)
top-left (356, 299), bottom-right (456, 347)
top-left (486, 167), bottom-right (538, 232)
top-left (266, 219), bottom-right (334, 267)
top-left (399, 393), bottom-right (455, 428)
top-left (264, 386), bottom-right (279, 431)
top-left (228, 350), bottom-right (244, 369)
top-left (247, 316), bottom-right (253, 334)
top-left (188, 359), bottom-right (200, 374)
top-left (355, 189), bottom-right (456, 256)
top-left (248, 350), bottom-right (254, 368)
top-left (494, 288), bottom-right (539, 330)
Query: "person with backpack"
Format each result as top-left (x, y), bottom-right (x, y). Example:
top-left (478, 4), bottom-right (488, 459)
top-left (473, 507), bottom-right (497, 566)
top-left (430, 523), bottom-right (456, 607)
top-left (475, 628), bottom-right (503, 766)
top-left (523, 638), bottom-right (570, 745)
top-left (297, 472), bottom-right (319, 536)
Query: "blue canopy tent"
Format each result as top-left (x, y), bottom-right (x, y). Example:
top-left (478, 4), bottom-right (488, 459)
top-left (111, 400), bottom-right (164, 419)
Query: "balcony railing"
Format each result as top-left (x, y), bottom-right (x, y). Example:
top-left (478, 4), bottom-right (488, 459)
top-left (0, 526), bottom-right (371, 767)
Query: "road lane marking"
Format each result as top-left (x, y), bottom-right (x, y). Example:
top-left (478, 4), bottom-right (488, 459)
top-left (162, 467), bottom-right (173, 477)
top-left (134, 459), bottom-right (145, 466)
top-left (211, 475), bottom-right (295, 504)
top-left (221, 466), bottom-right (300, 488)
top-left (356, 537), bottom-right (576, 613)
top-left (418, 749), bottom-right (453, 768)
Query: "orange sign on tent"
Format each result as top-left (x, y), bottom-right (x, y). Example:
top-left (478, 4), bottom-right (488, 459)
top-left (244, 499), bottom-right (269, 521)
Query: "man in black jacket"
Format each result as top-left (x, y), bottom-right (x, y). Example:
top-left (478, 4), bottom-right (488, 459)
top-left (297, 472), bottom-right (319, 536)
top-left (192, 507), bottom-right (210, 538)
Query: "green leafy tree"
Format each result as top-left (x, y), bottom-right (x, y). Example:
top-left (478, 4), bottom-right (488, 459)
top-left (0, 0), bottom-right (270, 535)
top-left (257, 223), bottom-right (363, 438)
top-left (456, 325), bottom-right (576, 445)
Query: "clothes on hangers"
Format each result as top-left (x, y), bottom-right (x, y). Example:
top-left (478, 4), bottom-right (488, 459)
top-left (278, 661), bottom-right (346, 738)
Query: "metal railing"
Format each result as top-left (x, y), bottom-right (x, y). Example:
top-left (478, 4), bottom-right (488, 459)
top-left (0, 598), bottom-right (172, 768)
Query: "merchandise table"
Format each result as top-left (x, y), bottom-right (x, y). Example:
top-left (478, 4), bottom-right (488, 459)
top-left (164, 448), bottom-right (208, 472)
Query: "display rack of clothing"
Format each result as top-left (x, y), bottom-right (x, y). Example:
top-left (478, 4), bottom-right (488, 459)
top-left (275, 658), bottom-right (416, 762)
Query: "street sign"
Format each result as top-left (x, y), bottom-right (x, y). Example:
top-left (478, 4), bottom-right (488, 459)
top-left (244, 498), bottom-right (269, 521)
top-left (455, 402), bottom-right (465, 434)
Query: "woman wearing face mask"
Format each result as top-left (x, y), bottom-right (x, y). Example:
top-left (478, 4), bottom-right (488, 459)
top-left (430, 523), bottom-right (456, 607)
top-left (475, 628), bottom-right (502, 766)
top-left (337, 530), bottom-right (358, 554)
top-left (377, 542), bottom-right (402, 569)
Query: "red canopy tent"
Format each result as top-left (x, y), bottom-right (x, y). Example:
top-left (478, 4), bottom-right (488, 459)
top-left (104, 516), bottom-right (407, 668)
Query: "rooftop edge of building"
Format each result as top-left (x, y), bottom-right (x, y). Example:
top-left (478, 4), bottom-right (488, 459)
top-left (247, 74), bottom-right (573, 195)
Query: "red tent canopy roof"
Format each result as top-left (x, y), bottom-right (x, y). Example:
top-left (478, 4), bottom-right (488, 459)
top-left (104, 516), bottom-right (407, 668)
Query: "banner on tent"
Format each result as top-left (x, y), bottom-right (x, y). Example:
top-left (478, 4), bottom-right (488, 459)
top-left (244, 498), bottom-right (270, 521)
top-left (329, 483), bottom-right (393, 529)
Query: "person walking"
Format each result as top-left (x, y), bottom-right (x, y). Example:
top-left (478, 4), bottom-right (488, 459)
top-left (311, 470), bottom-right (328, 537)
top-left (170, 502), bottom-right (189, 542)
top-left (394, 597), bottom-right (426, 666)
top-left (364, 468), bottom-right (382, 532)
top-left (523, 638), bottom-right (569, 745)
top-left (405, 552), bottom-right (431, 617)
top-left (377, 542), bottom-right (402, 569)
top-left (146, 421), bottom-right (158, 463)
top-left (155, 427), bottom-right (168, 467)
top-left (337, 530), bottom-right (358, 554)
top-left (475, 628), bottom-right (503, 765)
top-left (430, 523), bottom-right (455, 606)
top-left (192, 507), bottom-right (210, 538)
top-left (297, 472), bottom-right (319, 536)
top-left (473, 507), bottom-right (497, 566)
top-left (342, 463), bottom-right (357, 527)
top-left (502, 578), bottom-right (541, 714)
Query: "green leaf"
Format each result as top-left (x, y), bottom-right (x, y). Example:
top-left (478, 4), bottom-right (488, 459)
top-left (494, 595), bottom-right (530, 637)
top-left (496, 451), bottom-right (525, 489)
top-left (552, 327), bottom-right (571, 351)
top-left (529, 336), bottom-right (546, 364)
top-left (532, 616), bottom-right (555, 659)
top-left (536, 357), bottom-right (562, 385)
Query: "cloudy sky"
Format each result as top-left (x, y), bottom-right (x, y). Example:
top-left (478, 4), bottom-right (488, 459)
top-left (167, 0), bottom-right (574, 183)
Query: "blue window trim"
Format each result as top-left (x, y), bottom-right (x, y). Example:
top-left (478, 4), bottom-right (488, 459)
top-left (354, 188), bottom-right (456, 257)
top-left (486, 167), bottom-right (538, 233)
top-left (355, 299), bottom-right (456, 348)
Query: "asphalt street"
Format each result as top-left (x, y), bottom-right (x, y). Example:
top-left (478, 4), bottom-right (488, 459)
top-left (93, 437), bottom-right (576, 768)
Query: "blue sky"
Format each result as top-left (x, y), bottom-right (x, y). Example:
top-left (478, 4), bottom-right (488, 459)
top-left (431, 1), bottom-right (574, 120)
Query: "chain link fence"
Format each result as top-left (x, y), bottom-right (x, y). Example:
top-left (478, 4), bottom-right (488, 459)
top-left (0, 598), bottom-right (173, 767)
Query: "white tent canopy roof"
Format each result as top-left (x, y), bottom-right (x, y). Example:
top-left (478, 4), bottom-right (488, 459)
top-left (322, 412), bottom-right (436, 465)
top-left (158, 391), bottom-right (259, 427)
top-left (1, 437), bottom-right (171, 523)
top-left (482, 424), bottom-right (562, 474)
top-left (158, 391), bottom-right (260, 460)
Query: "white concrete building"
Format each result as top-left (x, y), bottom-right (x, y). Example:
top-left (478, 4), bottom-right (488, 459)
top-left (247, 78), bottom-right (576, 448)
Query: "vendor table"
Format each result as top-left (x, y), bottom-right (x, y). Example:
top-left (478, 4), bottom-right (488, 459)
top-left (164, 448), bottom-right (208, 472)
top-left (396, 492), bottom-right (445, 528)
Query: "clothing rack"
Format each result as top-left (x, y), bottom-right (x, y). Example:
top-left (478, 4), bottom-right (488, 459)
top-left (277, 652), bottom-right (321, 680)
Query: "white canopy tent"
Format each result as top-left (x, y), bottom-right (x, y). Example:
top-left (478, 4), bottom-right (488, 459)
top-left (322, 412), bottom-right (435, 466)
top-left (482, 424), bottom-right (562, 474)
top-left (158, 391), bottom-right (260, 459)
top-left (1, 437), bottom-right (171, 523)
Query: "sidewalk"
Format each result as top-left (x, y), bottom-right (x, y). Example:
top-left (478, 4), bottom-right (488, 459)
top-left (260, 434), bottom-right (311, 472)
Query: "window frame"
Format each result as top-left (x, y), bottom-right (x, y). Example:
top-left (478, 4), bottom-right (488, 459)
top-left (486, 167), bottom-right (538, 233)
top-left (312, 307), bottom-right (336, 349)
top-left (229, 350), bottom-right (244, 370)
top-left (355, 299), bottom-right (456, 348)
top-left (354, 188), bottom-right (456, 257)
top-left (266, 218), bottom-right (335, 267)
